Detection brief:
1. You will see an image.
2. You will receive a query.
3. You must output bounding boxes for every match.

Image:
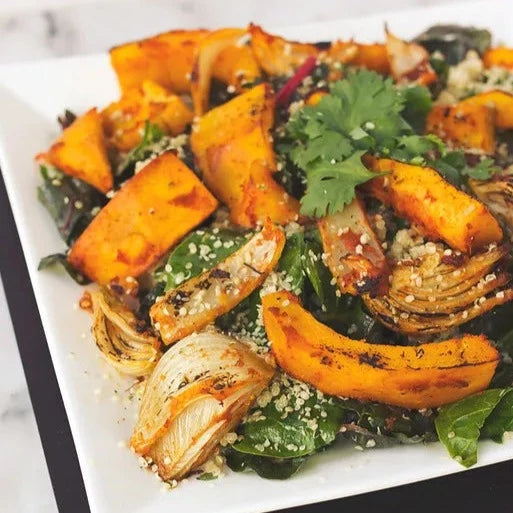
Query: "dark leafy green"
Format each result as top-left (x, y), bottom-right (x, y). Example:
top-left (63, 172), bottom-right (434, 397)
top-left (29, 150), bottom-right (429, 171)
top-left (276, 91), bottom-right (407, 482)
top-left (277, 231), bottom-right (306, 294)
top-left (37, 164), bottom-right (104, 246)
top-left (435, 389), bottom-right (510, 467)
top-left (224, 447), bottom-right (305, 479)
top-left (155, 228), bottom-right (248, 291)
top-left (481, 390), bottom-right (513, 442)
top-left (38, 253), bottom-right (90, 284)
top-left (414, 24), bottom-right (492, 65)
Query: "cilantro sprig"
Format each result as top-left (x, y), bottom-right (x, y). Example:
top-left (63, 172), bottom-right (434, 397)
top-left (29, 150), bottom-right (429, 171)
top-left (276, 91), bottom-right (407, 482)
top-left (285, 69), bottom-right (497, 218)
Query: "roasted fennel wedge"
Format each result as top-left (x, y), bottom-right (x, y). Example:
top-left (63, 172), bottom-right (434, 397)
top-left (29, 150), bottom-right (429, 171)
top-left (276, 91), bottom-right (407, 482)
top-left (364, 244), bottom-right (513, 335)
top-left (130, 331), bottom-right (274, 481)
top-left (90, 288), bottom-right (161, 376)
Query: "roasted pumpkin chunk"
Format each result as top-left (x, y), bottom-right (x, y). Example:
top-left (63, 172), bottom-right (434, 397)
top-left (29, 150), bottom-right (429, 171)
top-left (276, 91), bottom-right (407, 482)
top-left (40, 108), bottom-right (113, 193)
top-left (327, 41), bottom-right (390, 74)
top-left (483, 47), bottom-right (513, 70)
top-left (426, 102), bottom-right (496, 153)
top-left (248, 24), bottom-right (319, 76)
top-left (151, 221), bottom-right (285, 345)
top-left (263, 291), bottom-right (499, 409)
top-left (213, 43), bottom-right (261, 91)
top-left (190, 83), bottom-right (299, 227)
top-left (109, 29), bottom-right (208, 93)
top-left (102, 80), bottom-right (193, 151)
top-left (318, 196), bottom-right (389, 296)
top-left (191, 28), bottom-right (247, 115)
top-left (366, 158), bottom-right (503, 254)
top-left (364, 244), bottom-right (513, 335)
top-left (462, 90), bottom-right (513, 130)
top-left (68, 152), bottom-right (218, 284)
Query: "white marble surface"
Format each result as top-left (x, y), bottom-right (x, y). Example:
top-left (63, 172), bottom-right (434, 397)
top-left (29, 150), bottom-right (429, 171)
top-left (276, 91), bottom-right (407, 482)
top-left (0, 1), bottom-right (459, 512)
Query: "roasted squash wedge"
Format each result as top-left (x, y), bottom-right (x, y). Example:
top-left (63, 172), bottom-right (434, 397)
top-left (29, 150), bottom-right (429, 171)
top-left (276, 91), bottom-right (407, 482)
top-left (385, 29), bottom-right (437, 85)
top-left (151, 221), bottom-right (285, 345)
top-left (366, 158), bottom-right (503, 254)
top-left (40, 108), bottom-right (113, 193)
top-left (102, 80), bottom-right (193, 151)
top-left (213, 43), bottom-right (261, 91)
top-left (462, 90), bottom-right (513, 130)
top-left (191, 28), bottom-right (247, 115)
top-left (109, 29), bottom-right (208, 93)
top-left (263, 291), bottom-right (499, 409)
top-left (190, 83), bottom-right (299, 227)
top-left (483, 47), bottom-right (513, 70)
top-left (327, 41), bottom-right (390, 74)
top-left (248, 24), bottom-right (319, 76)
top-left (425, 103), bottom-right (496, 153)
top-left (318, 196), bottom-right (389, 296)
top-left (364, 244), bottom-right (513, 335)
top-left (68, 152), bottom-right (218, 284)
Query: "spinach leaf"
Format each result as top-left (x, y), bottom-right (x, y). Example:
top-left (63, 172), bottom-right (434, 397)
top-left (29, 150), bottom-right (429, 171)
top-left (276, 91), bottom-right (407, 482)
top-left (435, 389), bottom-right (510, 467)
top-left (399, 84), bottom-right (433, 133)
top-left (224, 446), bottom-right (305, 480)
top-left (481, 390), bottom-right (513, 442)
top-left (37, 164), bottom-right (104, 246)
top-left (232, 375), bottom-right (346, 459)
top-left (155, 228), bottom-right (248, 291)
top-left (277, 231), bottom-right (306, 295)
top-left (38, 253), bottom-right (90, 285)
top-left (414, 25), bottom-right (492, 65)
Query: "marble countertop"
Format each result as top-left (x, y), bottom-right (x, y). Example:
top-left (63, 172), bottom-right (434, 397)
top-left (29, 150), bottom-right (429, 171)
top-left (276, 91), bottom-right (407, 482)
top-left (0, 1), bottom-right (457, 512)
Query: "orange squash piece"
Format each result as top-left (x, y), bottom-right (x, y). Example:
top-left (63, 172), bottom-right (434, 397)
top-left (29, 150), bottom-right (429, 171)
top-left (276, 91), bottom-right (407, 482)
top-left (41, 108), bottom-right (113, 193)
top-left (102, 80), bottom-right (193, 151)
top-left (366, 158), bottom-right (503, 254)
top-left (68, 152), bottom-right (218, 284)
top-left (109, 30), bottom-right (209, 93)
top-left (213, 43), bottom-right (261, 91)
top-left (462, 90), bottom-right (513, 130)
top-left (425, 102), bottom-right (496, 153)
top-left (151, 221), bottom-right (285, 345)
top-left (483, 47), bottom-right (513, 70)
top-left (263, 291), bottom-right (499, 409)
top-left (190, 83), bottom-right (299, 227)
top-left (248, 24), bottom-right (319, 76)
top-left (191, 28), bottom-right (247, 115)
top-left (328, 41), bottom-right (390, 74)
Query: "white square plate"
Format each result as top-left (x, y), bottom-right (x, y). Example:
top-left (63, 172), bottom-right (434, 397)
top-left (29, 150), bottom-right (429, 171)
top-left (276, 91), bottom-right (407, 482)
top-left (1, 1), bottom-right (513, 512)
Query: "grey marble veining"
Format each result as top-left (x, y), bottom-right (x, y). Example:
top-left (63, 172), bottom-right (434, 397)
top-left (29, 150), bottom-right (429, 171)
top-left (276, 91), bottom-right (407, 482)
top-left (0, 1), bottom-right (458, 512)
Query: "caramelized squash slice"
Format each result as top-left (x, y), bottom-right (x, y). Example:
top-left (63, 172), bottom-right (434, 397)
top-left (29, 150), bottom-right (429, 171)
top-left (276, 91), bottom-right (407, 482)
top-left (151, 221), bottom-right (285, 345)
top-left (327, 41), bottom-right (390, 74)
top-left (318, 196), bottom-right (389, 296)
top-left (190, 84), bottom-right (299, 227)
top-left (483, 47), bottom-right (513, 70)
top-left (102, 80), bottom-right (193, 151)
top-left (425, 103), bottom-right (496, 153)
top-left (249, 24), bottom-right (319, 76)
top-left (263, 291), bottom-right (499, 409)
top-left (110, 29), bottom-right (208, 93)
top-left (40, 108), bottom-right (113, 193)
top-left (385, 29), bottom-right (437, 85)
top-left (191, 28), bottom-right (247, 115)
top-left (68, 152), bottom-right (218, 284)
top-left (366, 158), bottom-right (503, 254)
top-left (213, 43), bottom-right (261, 91)
top-left (462, 90), bottom-right (513, 130)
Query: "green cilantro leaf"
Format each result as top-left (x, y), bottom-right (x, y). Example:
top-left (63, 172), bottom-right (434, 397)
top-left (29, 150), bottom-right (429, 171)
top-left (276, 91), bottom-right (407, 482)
top-left (300, 151), bottom-right (376, 217)
top-left (461, 157), bottom-right (500, 180)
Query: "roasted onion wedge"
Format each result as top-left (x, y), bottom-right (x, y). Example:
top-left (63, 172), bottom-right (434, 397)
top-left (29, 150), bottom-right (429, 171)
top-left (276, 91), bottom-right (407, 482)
top-left (130, 331), bottom-right (274, 481)
top-left (469, 170), bottom-right (513, 235)
top-left (90, 289), bottom-right (161, 376)
top-left (318, 196), bottom-right (389, 296)
top-left (364, 244), bottom-right (513, 335)
top-left (151, 221), bottom-right (285, 345)
top-left (385, 28), bottom-right (437, 85)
